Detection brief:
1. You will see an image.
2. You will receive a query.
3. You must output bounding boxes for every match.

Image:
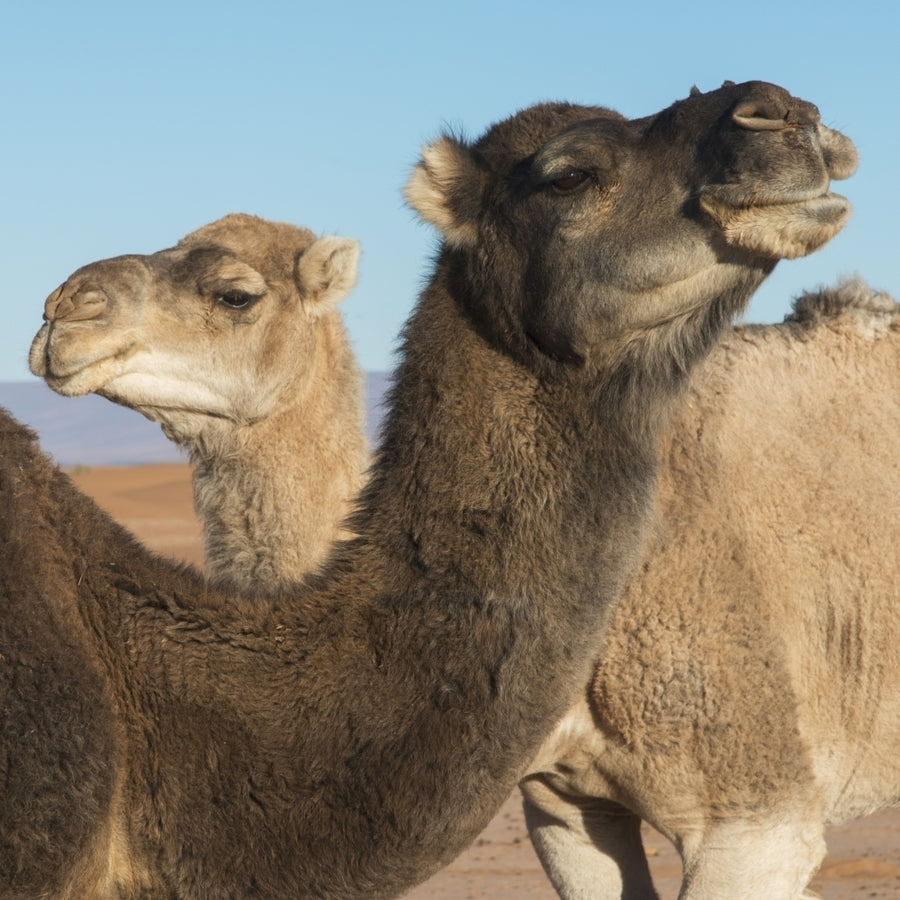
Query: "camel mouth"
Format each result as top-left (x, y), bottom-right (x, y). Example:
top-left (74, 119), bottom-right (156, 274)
top-left (700, 186), bottom-right (849, 217)
top-left (698, 190), bottom-right (851, 260)
top-left (36, 342), bottom-right (141, 398)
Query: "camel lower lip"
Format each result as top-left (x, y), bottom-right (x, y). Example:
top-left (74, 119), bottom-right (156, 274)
top-left (699, 191), bottom-right (851, 228)
top-left (705, 190), bottom-right (847, 213)
top-left (42, 370), bottom-right (95, 397)
top-left (40, 351), bottom-right (125, 396)
top-left (45, 357), bottom-right (107, 383)
top-left (40, 341), bottom-right (141, 389)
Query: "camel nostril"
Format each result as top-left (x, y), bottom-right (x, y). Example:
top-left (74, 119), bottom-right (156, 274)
top-left (42, 284), bottom-right (64, 321)
top-left (47, 287), bottom-right (109, 324)
top-left (732, 99), bottom-right (787, 131)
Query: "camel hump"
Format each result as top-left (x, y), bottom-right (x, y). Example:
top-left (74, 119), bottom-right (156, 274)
top-left (786, 278), bottom-right (899, 329)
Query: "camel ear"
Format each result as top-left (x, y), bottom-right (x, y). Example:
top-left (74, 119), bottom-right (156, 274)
top-left (295, 236), bottom-right (360, 315)
top-left (404, 135), bottom-right (486, 249)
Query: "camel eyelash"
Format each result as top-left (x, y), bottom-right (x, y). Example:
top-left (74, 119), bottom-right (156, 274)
top-left (214, 290), bottom-right (262, 310)
top-left (547, 169), bottom-right (593, 194)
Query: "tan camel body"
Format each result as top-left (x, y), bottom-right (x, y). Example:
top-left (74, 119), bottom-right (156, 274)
top-left (3, 81), bottom-right (855, 898)
top-left (524, 279), bottom-right (900, 900)
top-left (30, 214), bottom-right (368, 590)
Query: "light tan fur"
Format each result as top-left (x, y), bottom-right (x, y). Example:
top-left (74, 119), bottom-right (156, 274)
top-left (30, 214), bottom-right (368, 589)
top-left (403, 137), bottom-right (482, 249)
top-left (523, 279), bottom-right (900, 899)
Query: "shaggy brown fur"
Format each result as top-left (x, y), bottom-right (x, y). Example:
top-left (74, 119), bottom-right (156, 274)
top-left (30, 214), bottom-right (368, 590)
top-left (0, 80), bottom-right (855, 898)
top-left (524, 279), bottom-right (899, 899)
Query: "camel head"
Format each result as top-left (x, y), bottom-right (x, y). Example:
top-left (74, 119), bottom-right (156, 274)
top-left (405, 80), bottom-right (857, 371)
top-left (29, 213), bottom-right (360, 443)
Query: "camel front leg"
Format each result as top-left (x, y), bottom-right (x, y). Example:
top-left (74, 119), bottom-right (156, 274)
top-left (520, 777), bottom-right (659, 900)
top-left (676, 817), bottom-right (826, 900)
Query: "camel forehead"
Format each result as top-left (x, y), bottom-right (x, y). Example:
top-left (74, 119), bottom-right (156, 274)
top-left (175, 214), bottom-right (317, 281)
top-left (473, 102), bottom-right (626, 168)
top-left (180, 213), bottom-right (316, 249)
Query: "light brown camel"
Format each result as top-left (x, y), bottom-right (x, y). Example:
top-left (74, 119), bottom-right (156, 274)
top-left (0, 81), bottom-right (855, 898)
top-left (40, 252), bottom-right (896, 898)
top-left (523, 278), bottom-right (900, 900)
top-left (30, 214), bottom-right (368, 590)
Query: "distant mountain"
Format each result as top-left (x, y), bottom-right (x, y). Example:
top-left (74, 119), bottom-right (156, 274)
top-left (0, 373), bottom-right (392, 467)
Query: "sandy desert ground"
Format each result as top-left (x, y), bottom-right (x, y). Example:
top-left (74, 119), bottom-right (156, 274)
top-left (68, 462), bottom-right (900, 899)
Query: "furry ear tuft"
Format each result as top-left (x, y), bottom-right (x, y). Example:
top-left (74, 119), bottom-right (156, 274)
top-left (404, 135), bottom-right (486, 248)
top-left (295, 236), bottom-right (360, 315)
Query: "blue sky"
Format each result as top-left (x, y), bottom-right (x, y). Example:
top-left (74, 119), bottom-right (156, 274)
top-left (2, 0), bottom-right (896, 381)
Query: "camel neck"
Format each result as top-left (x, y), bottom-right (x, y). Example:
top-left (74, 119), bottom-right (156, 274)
top-left (190, 311), bottom-right (368, 588)
top-left (356, 288), bottom-right (656, 606)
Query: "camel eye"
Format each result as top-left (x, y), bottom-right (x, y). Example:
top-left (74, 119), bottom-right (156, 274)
top-left (549, 169), bottom-right (591, 194)
top-left (216, 291), bottom-right (258, 310)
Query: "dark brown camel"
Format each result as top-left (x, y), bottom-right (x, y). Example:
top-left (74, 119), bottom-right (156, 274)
top-left (0, 80), bottom-right (855, 898)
